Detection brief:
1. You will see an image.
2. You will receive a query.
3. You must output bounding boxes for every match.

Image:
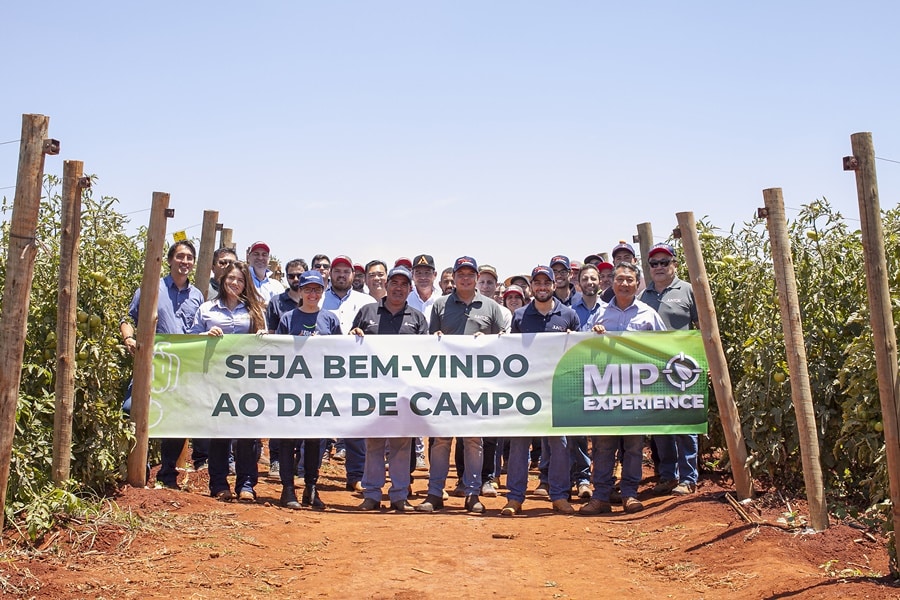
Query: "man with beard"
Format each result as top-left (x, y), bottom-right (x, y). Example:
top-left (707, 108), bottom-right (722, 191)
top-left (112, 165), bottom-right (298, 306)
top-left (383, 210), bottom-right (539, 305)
top-left (501, 265), bottom-right (580, 516)
top-left (246, 241), bottom-right (284, 303)
top-left (550, 254), bottom-right (581, 306)
top-left (322, 255), bottom-right (377, 492)
top-left (352, 262), bottom-right (367, 293)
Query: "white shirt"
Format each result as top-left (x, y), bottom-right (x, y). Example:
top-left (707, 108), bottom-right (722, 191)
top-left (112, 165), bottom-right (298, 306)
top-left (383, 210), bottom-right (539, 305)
top-left (321, 287), bottom-right (377, 333)
top-left (407, 285), bottom-right (441, 325)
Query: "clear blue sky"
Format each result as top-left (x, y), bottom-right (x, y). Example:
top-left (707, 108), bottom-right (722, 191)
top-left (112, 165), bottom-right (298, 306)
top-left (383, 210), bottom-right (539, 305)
top-left (3, 1), bottom-right (898, 279)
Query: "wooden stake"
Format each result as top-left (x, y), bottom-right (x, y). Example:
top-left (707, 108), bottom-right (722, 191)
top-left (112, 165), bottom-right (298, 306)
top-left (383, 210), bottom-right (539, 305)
top-left (848, 132), bottom-right (900, 546)
top-left (194, 210), bottom-right (219, 299)
top-left (51, 160), bottom-right (86, 485)
top-left (761, 188), bottom-right (828, 531)
top-left (220, 227), bottom-right (233, 251)
top-left (636, 222), bottom-right (654, 285)
top-left (0, 114), bottom-right (54, 528)
top-left (676, 211), bottom-right (753, 499)
top-left (125, 193), bottom-right (172, 487)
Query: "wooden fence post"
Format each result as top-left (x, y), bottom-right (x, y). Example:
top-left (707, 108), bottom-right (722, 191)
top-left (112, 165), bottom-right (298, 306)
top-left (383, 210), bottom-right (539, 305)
top-left (125, 193), bottom-right (172, 486)
top-left (51, 160), bottom-right (88, 485)
top-left (0, 114), bottom-right (57, 528)
top-left (761, 188), bottom-right (829, 531)
top-left (194, 210), bottom-right (219, 300)
top-left (846, 132), bottom-right (900, 546)
top-left (636, 222), bottom-right (654, 284)
top-left (220, 227), bottom-right (233, 251)
top-left (676, 211), bottom-right (754, 499)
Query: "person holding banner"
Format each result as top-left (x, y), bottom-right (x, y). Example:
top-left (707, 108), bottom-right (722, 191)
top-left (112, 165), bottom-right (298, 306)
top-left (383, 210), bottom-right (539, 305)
top-left (189, 261), bottom-right (267, 503)
top-left (273, 270), bottom-right (342, 510)
top-left (582, 262), bottom-right (666, 515)
top-left (349, 265), bottom-right (429, 512)
top-left (502, 265), bottom-right (581, 516)
top-left (417, 256), bottom-right (506, 514)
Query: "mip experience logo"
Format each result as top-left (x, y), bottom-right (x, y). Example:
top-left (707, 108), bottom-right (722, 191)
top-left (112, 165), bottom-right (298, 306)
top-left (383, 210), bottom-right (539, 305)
top-left (662, 352), bottom-right (703, 391)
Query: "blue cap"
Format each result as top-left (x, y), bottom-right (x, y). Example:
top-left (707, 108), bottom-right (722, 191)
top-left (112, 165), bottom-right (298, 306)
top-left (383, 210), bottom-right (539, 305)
top-left (298, 270), bottom-right (325, 288)
top-left (611, 242), bottom-right (636, 257)
top-left (531, 265), bottom-right (554, 281)
top-left (549, 255), bottom-right (570, 270)
top-left (453, 256), bottom-right (478, 273)
top-left (387, 265), bottom-right (412, 282)
top-left (648, 243), bottom-right (676, 258)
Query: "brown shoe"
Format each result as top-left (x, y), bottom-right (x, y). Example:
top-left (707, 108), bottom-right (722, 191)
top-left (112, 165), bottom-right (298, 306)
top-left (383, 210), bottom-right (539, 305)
top-left (551, 498), bottom-right (575, 514)
top-left (579, 498), bottom-right (612, 515)
top-left (415, 494), bottom-right (445, 513)
top-left (500, 500), bottom-right (522, 516)
top-left (623, 497), bottom-right (644, 513)
top-left (651, 479), bottom-right (678, 496)
top-left (357, 498), bottom-right (382, 511)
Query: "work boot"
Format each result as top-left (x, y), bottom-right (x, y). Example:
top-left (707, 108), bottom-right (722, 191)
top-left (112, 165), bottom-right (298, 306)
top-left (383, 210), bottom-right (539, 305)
top-left (302, 484), bottom-right (326, 510)
top-left (280, 486), bottom-right (302, 510)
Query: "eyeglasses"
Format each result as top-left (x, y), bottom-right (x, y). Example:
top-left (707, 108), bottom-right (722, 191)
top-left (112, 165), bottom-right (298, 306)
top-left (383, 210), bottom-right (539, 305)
top-left (301, 287), bottom-right (324, 295)
top-left (286, 273), bottom-right (303, 280)
top-left (313, 263), bottom-right (330, 269)
top-left (551, 268), bottom-right (569, 275)
top-left (649, 259), bottom-right (673, 268)
top-left (217, 259), bottom-right (235, 267)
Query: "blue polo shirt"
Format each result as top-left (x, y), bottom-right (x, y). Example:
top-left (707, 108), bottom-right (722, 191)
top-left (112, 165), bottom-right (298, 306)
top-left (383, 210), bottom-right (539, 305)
top-left (511, 298), bottom-right (580, 334)
top-left (128, 275), bottom-right (204, 334)
top-left (277, 309), bottom-right (342, 336)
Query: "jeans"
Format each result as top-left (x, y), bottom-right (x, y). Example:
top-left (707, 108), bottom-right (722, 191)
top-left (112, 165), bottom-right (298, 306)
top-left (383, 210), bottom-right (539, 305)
top-left (507, 436), bottom-right (569, 501)
top-left (278, 438), bottom-right (321, 486)
top-left (209, 438), bottom-right (259, 495)
top-left (455, 437), bottom-right (497, 483)
top-left (427, 437), bottom-right (482, 497)
top-left (363, 438), bottom-right (412, 503)
top-left (654, 434), bottom-right (699, 485)
top-left (343, 437), bottom-right (366, 484)
top-left (157, 439), bottom-right (186, 488)
top-left (590, 435), bottom-right (643, 501)
top-left (569, 435), bottom-right (591, 486)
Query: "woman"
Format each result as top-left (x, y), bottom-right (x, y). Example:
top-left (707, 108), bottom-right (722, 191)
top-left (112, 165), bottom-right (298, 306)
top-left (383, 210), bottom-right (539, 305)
top-left (190, 261), bottom-right (267, 503)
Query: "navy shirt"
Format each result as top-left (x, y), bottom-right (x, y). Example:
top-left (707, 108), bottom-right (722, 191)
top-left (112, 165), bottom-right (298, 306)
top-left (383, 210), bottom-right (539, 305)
top-left (266, 290), bottom-right (300, 331)
top-left (512, 298), bottom-right (580, 334)
top-left (277, 309), bottom-right (342, 336)
top-left (352, 299), bottom-right (429, 336)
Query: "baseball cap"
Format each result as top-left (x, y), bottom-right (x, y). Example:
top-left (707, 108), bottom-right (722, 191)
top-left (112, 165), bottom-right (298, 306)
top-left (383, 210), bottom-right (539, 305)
top-left (387, 266), bottom-right (412, 283)
top-left (502, 284), bottom-right (525, 299)
top-left (570, 260), bottom-right (582, 271)
top-left (549, 255), bottom-right (570, 270)
top-left (453, 256), bottom-right (478, 273)
top-left (478, 264), bottom-right (499, 280)
top-left (584, 253), bottom-right (603, 265)
top-left (298, 270), bottom-right (325, 288)
top-left (611, 241), bottom-right (636, 258)
top-left (248, 241), bottom-right (270, 254)
top-left (596, 261), bottom-right (615, 272)
top-left (331, 255), bottom-right (353, 270)
top-left (503, 274), bottom-right (531, 288)
top-left (394, 257), bottom-right (413, 269)
top-left (531, 265), bottom-right (554, 281)
top-left (353, 263), bottom-right (365, 274)
top-left (648, 243), bottom-right (676, 258)
top-left (412, 254), bottom-right (435, 269)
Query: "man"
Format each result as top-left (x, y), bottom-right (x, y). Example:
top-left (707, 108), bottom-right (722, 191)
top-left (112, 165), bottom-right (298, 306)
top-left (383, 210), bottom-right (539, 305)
top-left (601, 242), bottom-right (640, 303)
top-left (365, 259), bottom-right (388, 300)
top-left (549, 254), bottom-right (581, 306)
top-left (502, 265), bottom-right (580, 516)
top-left (597, 261), bottom-right (615, 295)
top-left (121, 241), bottom-right (206, 488)
top-left (311, 254), bottom-right (331, 287)
top-left (268, 258), bottom-right (284, 283)
top-left (581, 262), bottom-right (666, 515)
top-left (504, 274), bottom-right (532, 301)
top-left (394, 257), bottom-right (413, 270)
top-left (207, 247), bottom-right (237, 301)
top-left (640, 243), bottom-right (700, 497)
top-left (246, 241), bottom-right (284, 302)
top-left (322, 255), bottom-right (377, 491)
top-left (416, 256), bottom-right (506, 514)
top-left (438, 267), bottom-right (454, 295)
top-left (350, 266), bottom-right (429, 512)
top-left (352, 263), bottom-right (367, 292)
top-left (569, 259), bottom-right (582, 293)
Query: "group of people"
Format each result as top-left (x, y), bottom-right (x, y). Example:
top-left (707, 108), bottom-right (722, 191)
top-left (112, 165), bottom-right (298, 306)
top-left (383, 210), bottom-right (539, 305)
top-left (121, 237), bottom-right (699, 516)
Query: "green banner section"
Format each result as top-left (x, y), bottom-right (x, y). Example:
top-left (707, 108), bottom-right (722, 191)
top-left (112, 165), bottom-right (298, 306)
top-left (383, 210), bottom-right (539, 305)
top-left (148, 331), bottom-right (709, 438)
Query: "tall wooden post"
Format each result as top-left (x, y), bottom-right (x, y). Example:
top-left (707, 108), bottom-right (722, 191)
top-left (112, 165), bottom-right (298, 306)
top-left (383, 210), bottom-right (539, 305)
top-left (846, 132), bottom-right (900, 544)
top-left (194, 210), bottom-right (219, 299)
top-left (51, 161), bottom-right (88, 485)
top-left (762, 189), bottom-right (829, 531)
top-left (636, 222), bottom-right (654, 284)
top-left (126, 193), bottom-right (172, 486)
top-left (0, 114), bottom-right (57, 528)
top-left (676, 211), bottom-right (753, 499)
top-left (220, 227), bottom-right (233, 251)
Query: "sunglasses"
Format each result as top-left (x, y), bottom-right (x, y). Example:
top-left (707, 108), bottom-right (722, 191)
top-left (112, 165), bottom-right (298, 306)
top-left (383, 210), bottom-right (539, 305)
top-left (649, 259), bottom-right (673, 268)
top-left (313, 263), bottom-right (330, 269)
top-left (217, 259), bottom-right (235, 267)
top-left (286, 273), bottom-right (303, 280)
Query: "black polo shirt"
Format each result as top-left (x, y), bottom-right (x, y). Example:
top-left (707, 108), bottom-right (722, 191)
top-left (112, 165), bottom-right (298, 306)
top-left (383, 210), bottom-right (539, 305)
top-left (351, 298), bottom-right (429, 335)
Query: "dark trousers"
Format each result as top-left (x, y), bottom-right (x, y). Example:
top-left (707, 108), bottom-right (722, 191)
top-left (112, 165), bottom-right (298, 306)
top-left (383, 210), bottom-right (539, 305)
top-left (278, 438), bottom-right (321, 486)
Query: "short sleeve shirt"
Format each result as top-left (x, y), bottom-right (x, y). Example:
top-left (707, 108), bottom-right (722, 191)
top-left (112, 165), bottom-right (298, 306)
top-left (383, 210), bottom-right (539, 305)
top-left (511, 298), bottom-right (580, 334)
top-left (352, 299), bottom-right (429, 336)
top-left (640, 276), bottom-right (698, 331)
top-left (429, 291), bottom-right (505, 335)
top-left (277, 309), bottom-right (342, 336)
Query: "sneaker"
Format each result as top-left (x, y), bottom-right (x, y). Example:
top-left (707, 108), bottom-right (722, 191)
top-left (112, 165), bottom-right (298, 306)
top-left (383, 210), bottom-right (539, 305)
top-left (465, 494), bottom-right (484, 513)
top-left (551, 498), bottom-right (575, 514)
top-left (357, 498), bottom-right (382, 511)
top-left (390, 499), bottom-right (415, 512)
top-left (533, 482), bottom-right (550, 497)
top-left (623, 496), bottom-right (644, 513)
top-left (238, 490), bottom-right (255, 503)
top-left (213, 489), bottom-right (234, 501)
top-left (500, 500), bottom-right (522, 516)
top-left (576, 483), bottom-right (592, 500)
top-left (334, 448), bottom-right (346, 461)
top-left (321, 450), bottom-right (331, 464)
top-left (416, 494), bottom-right (444, 513)
top-left (450, 481), bottom-right (466, 497)
top-left (671, 482), bottom-right (697, 496)
top-left (228, 461), bottom-right (236, 476)
top-left (194, 460), bottom-right (209, 471)
top-left (609, 487), bottom-right (622, 503)
top-left (267, 460), bottom-right (280, 480)
top-left (345, 480), bottom-right (363, 492)
top-left (651, 478), bottom-right (679, 496)
top-left (415, 454), bottom-right (428, 471)
top-left (578, 498), bottom-right (612, 515)
top-left (480, 481), bottom-right (498, 497)
top-left (441, 489), bottom-right (450, 502)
